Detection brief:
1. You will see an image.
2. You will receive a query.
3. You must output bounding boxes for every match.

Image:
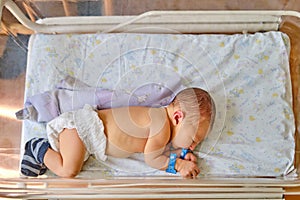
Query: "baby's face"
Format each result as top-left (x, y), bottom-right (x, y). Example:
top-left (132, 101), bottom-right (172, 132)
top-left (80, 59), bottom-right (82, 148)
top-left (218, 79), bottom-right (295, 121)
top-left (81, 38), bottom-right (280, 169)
top-left (172, 118), bottom-right (211, 150)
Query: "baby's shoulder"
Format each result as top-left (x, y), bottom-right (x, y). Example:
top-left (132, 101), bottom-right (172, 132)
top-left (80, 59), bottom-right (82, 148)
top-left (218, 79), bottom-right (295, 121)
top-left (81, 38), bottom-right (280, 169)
top-left (148, 107), bottom-right (170, 137)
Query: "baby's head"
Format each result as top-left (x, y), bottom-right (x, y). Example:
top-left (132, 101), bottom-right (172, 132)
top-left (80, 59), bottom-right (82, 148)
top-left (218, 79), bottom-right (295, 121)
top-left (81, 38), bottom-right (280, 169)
top-left (169, 88), bottom-right (215, 150)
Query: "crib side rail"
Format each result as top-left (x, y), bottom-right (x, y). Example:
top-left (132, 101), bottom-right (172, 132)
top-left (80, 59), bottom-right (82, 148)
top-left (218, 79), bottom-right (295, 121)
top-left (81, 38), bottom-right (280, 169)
top-left (1, 0), bottom-right (300, 34)
top-left (0, 177), bottom-right (295, 199)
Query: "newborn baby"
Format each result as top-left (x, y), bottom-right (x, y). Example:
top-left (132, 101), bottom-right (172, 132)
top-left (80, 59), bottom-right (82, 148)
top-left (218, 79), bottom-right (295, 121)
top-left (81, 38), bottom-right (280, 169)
top-left (21, 88), bottom-right (215, 178)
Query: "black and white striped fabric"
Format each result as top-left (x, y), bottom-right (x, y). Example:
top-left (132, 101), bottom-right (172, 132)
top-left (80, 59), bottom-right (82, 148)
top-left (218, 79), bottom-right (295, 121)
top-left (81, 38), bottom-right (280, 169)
top-left (21, 137), bottom-right (50, 177)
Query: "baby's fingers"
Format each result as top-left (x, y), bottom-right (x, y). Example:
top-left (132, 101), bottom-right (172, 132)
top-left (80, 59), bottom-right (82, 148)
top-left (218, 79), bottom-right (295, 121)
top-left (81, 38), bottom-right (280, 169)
top-left (185, 153), bottom-right (197, 163)
top-left (187, 166), bottom-right (200, 179)
top-left (187, 168), bottom-right (200, 179)
top-left (192, 164), bottom-right (200, 174)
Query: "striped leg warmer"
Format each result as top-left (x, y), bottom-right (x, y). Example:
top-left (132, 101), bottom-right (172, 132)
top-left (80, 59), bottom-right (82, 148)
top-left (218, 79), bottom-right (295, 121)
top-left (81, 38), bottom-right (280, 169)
top-left (21, 138), bottom-right (50, 177)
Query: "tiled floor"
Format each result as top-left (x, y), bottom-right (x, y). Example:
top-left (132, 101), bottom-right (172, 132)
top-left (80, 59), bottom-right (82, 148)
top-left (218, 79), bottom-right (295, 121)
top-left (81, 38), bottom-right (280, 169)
top-left (0, 0), bottom-right (300, 198)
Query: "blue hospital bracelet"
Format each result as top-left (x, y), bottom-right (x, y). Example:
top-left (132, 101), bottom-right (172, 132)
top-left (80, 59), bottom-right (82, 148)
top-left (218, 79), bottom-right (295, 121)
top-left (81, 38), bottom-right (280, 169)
top-left (180, 148), bottom-right (193, 159)
top-left (166, 153), bottom-right (177, 174)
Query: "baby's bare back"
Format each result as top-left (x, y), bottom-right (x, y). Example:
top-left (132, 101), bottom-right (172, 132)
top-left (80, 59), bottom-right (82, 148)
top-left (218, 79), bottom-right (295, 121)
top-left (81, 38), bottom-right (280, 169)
top-left (97, 106), bottom-right (170, 158)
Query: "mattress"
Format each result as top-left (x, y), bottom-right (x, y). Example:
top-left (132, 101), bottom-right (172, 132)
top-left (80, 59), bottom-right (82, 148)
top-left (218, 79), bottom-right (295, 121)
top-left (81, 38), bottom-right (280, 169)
top-left (22, 31), bottom-right (295, 178)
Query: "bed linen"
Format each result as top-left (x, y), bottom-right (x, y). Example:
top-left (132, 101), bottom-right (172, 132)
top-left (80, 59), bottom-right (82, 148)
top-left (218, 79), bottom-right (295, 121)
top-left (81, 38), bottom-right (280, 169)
top-left (21, 31), bottom-right (295, 177)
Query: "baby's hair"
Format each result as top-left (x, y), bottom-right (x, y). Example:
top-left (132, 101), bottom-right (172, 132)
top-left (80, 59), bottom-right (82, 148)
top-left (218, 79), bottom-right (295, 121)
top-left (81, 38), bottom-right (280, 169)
top-left (172, 88), bottom-right (215, 128)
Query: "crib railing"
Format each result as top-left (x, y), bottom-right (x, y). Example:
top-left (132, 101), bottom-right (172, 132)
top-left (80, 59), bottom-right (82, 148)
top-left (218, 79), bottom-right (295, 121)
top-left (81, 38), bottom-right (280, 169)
top-left (1, 177), bottom-right (300, 199)
top-left (1, 0), bottom-right (300, 34)
top-left (1, 0), bottom-right (300, 199)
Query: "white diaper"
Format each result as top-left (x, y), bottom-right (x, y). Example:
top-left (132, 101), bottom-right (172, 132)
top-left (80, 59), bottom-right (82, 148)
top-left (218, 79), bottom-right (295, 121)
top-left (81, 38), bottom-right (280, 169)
top-left (46, 104), bottom-right (107, 162)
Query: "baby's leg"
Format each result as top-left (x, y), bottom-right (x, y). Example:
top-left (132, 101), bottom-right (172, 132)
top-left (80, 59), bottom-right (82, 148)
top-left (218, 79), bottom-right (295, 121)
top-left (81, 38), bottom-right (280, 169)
top-left (44, 128), bottom-right (86, 178)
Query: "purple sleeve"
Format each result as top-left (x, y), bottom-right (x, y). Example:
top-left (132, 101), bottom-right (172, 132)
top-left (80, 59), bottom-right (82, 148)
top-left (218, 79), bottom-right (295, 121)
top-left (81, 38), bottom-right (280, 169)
top-left (25, 91), bottom-right (60, 123)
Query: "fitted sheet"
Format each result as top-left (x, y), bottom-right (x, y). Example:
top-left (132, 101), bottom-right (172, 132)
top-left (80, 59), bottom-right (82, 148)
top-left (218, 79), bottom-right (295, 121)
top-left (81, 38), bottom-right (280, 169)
top-left (22, 31), bottom-right (295, 178)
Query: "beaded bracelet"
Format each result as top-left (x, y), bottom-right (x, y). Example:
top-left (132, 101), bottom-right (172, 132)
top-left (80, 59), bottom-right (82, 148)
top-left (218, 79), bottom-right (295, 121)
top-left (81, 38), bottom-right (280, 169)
top-left (166, 153), bottom-right (177, 174)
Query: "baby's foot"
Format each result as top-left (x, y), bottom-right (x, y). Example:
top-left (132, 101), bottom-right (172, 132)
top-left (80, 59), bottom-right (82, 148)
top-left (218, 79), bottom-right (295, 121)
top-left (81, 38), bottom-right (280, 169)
top-left (21, 138), bottom-right (50, 177)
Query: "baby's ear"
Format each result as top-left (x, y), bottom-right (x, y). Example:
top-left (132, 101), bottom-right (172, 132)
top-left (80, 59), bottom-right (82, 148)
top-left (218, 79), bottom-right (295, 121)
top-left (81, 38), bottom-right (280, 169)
top-left (172, 110), bottom-right (184, 125)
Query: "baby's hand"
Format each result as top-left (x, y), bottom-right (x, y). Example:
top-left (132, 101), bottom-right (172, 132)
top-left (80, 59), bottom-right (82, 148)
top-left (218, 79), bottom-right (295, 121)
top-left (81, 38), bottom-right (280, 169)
top-left (175, 159), bottom-right (200, 179)
top-left (183, 152), bottom-right (197, 163)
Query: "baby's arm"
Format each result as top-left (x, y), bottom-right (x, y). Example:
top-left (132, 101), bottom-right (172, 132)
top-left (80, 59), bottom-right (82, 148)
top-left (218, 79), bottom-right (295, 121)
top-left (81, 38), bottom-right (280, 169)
top-left (174, 157), bottom-right (200, 178)
top-left (162, 148), bottom-right (199, 178)
top-left (163, 147), bottom-right (197, 162)
top-left (143, 121), bottom-right (170, 170)
top-left (144, 141), bottom-right (200, 178)
top-left (143, 123), bottom-right (200, 178)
